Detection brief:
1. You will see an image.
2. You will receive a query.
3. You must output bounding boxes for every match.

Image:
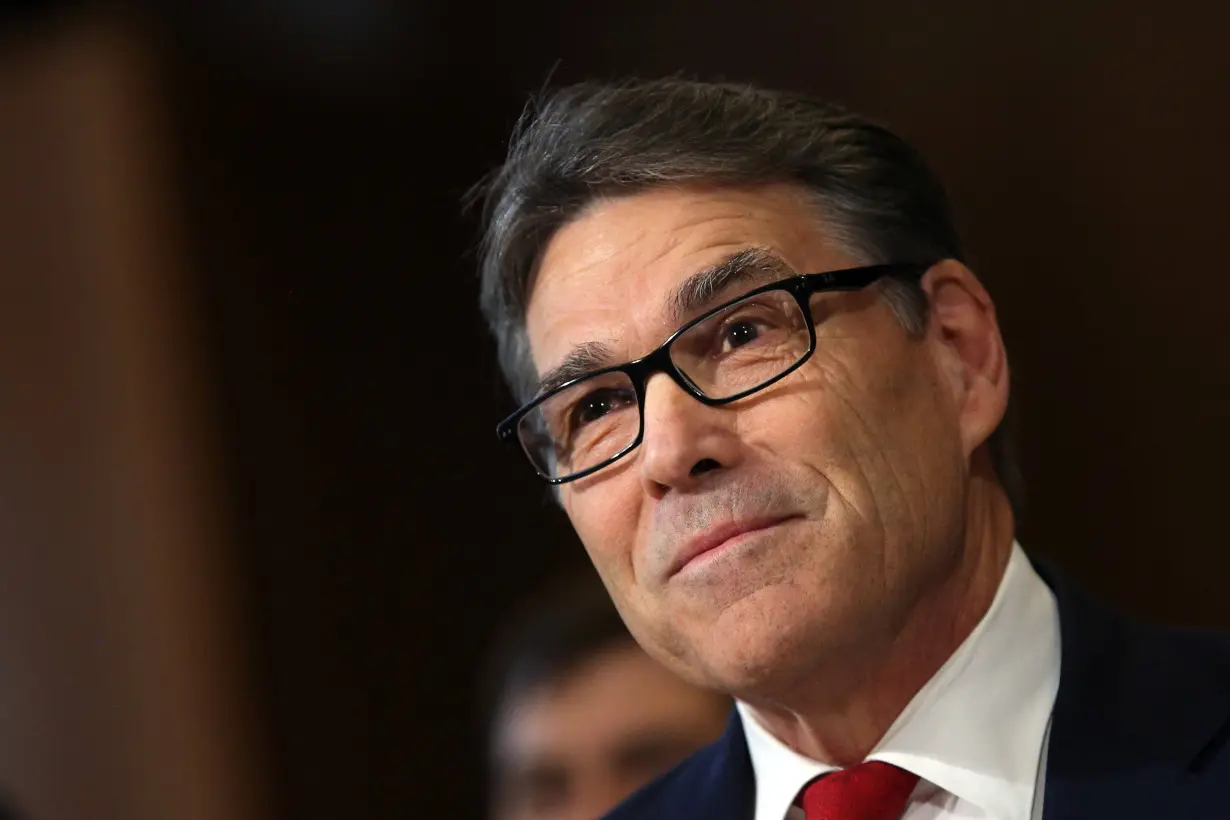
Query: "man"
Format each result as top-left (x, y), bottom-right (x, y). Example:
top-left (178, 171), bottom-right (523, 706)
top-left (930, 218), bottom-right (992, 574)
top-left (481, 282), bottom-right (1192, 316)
top-left (483, 569), bottom-right (730, 820)
top-left (470, 78), bottom-right (1230, 819)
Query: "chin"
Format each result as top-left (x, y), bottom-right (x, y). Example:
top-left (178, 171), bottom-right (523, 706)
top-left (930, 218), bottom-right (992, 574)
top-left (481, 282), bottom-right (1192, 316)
top-left (693, 633), bottom-right (815, 696)
top-left (683, 590), bottom-right (842, 695)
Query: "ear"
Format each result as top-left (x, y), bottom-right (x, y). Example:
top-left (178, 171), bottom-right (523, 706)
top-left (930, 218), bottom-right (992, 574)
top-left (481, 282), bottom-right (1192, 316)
top-left (920, 260), bottom-right (1010, 458)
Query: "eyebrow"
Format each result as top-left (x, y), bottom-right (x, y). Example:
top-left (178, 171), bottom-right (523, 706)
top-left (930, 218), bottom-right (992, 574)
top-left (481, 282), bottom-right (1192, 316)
top-left (666, 247), bottom-right (793, 327)
top-left (533, 248), bottom-right (794, 398)
top-left (535, 340), bottom-right (618, 397)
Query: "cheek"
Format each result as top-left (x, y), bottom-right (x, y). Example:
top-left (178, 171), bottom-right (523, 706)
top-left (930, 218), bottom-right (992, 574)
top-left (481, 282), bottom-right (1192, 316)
top-left (816, 346), bottom-right (963, 520)
top-left (563, 479), bottom-right (642, 581)
top-left (738, 356), bottom-right (866, 474)
top-left (748, 347), bottom-right (939, 513)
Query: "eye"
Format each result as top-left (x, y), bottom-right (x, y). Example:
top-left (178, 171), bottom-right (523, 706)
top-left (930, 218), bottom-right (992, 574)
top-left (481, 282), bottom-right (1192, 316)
top-left (568, 386), bottom-right (633, 429)
top-left (721, 319), bottom-right (762, 351)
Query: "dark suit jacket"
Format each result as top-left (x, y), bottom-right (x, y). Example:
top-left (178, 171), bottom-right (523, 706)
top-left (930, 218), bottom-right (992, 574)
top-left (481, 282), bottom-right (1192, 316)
top-left (605, 557), bottom-right (1230, 819)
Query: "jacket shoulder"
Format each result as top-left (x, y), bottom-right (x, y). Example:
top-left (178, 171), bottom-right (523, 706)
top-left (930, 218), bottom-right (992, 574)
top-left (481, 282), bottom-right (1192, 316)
top-left (604, 711), bottom-right (753, 820)
top-left (604, 742), bottom-right (730, 819)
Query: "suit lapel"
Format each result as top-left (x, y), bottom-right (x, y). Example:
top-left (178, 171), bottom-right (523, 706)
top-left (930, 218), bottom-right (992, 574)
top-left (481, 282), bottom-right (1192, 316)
top-left (605, 706), bottom-right (755, 820)
top-left (686, 710), bottom-right (756, 820)
top-left (1031, 556), bottom-right (1230, 820)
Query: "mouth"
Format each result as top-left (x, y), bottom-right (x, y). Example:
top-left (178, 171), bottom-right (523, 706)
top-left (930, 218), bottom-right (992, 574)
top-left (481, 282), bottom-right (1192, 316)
top-left (667, 515), bottom-right (797, 578)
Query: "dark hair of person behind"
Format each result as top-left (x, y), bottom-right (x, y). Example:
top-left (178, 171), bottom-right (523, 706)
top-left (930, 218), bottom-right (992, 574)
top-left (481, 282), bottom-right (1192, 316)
top-left (468, 75), bottom-right (1025, 521)
top-left (477, 569), bottom-right (635, 751)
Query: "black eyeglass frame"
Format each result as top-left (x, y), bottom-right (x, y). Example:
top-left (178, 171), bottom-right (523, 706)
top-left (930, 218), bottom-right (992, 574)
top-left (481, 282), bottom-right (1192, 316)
top-left (496, 262), bottom-right (933, 485)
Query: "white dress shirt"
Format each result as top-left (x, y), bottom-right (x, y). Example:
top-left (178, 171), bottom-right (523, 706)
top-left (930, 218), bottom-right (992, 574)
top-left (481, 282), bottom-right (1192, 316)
top-left (738, 542), bottom-right (1060, 820)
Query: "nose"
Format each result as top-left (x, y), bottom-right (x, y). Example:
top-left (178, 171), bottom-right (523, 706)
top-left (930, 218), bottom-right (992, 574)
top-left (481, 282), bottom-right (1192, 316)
top-left (637, 373), bottom-right (742, 495)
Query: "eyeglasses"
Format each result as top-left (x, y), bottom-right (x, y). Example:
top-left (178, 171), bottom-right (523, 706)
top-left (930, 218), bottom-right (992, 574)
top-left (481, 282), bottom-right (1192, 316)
top-left (496, 263), bottom-right (931, 484)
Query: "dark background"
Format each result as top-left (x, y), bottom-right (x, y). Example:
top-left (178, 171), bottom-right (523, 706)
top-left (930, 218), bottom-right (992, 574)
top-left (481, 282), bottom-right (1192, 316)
top-left (4, 1), bottom-right (1230, 818)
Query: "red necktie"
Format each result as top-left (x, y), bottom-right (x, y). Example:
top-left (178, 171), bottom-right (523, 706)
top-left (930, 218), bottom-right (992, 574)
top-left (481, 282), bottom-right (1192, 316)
top-left (800, 761), bottom-right (919, 820)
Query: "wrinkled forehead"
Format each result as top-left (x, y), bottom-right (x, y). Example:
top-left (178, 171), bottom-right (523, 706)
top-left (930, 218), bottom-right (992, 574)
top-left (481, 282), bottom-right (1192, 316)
top-left (523, 184), bottom-right (849, 380)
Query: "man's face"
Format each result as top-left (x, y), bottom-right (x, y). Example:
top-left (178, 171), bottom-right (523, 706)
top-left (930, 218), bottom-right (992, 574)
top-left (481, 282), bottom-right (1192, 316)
top-left (524, 184), bottom-right (981, 695)
top-left (492, 643), bottom-right (728, 820)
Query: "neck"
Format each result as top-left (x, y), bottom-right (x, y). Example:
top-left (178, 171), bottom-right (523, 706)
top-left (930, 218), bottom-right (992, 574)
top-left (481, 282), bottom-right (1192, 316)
top-left (743, 471), bottom-right (1014, 765)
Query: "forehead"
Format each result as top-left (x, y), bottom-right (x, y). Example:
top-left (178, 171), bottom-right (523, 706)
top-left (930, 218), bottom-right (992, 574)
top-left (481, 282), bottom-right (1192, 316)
top-left (524, 183), bottom-right (852, 375)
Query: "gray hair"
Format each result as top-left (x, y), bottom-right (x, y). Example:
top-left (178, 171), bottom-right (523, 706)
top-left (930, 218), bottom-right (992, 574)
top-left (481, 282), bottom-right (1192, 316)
top-left (469, 76), bottom-right (1024, 519)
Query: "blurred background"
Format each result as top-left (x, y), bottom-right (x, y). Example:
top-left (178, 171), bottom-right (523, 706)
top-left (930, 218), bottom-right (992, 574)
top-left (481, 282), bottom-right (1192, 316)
top-left (0, 0), bottom-right (1227, 818)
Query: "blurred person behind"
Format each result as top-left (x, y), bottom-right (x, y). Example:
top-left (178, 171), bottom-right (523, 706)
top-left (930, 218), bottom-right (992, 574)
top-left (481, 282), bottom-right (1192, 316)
top-left (480, 569), bottom-right (729, 820)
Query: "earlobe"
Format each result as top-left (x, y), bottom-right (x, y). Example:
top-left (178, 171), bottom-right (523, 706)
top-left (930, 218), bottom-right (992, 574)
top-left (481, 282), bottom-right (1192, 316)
top-left (921, 261), bottom-right (1010, 456)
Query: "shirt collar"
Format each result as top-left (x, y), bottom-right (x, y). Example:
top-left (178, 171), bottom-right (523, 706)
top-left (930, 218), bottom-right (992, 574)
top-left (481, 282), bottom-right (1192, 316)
top-left (738, 542), bottom-right (1061, 820)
